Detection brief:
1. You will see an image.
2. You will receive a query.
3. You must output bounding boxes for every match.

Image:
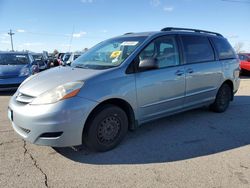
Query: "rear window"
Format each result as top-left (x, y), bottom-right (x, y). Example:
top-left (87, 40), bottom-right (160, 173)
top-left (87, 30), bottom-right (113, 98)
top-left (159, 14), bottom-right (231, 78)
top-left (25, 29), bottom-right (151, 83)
top-left (0, 54), bottom-right (29, 65)
top-left (211, 37), bottom-right (236, 60)
top-left (74, 55), bottom-right (80, 60)
top-left (63, 54), bottom-right (71, 61)
top-left (182, 35), bottom-right (215, 64)
top-left (238, 54), bottom-right (249, 61)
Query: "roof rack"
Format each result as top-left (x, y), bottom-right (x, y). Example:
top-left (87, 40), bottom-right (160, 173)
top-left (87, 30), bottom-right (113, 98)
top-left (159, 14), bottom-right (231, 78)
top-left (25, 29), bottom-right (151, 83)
top-left (161, 27), bottom-right (223, 37)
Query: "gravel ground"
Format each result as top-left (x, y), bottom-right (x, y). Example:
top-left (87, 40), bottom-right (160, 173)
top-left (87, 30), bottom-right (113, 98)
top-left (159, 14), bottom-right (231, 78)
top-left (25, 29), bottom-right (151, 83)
top-left (1, 78), bottom-right (250, 188)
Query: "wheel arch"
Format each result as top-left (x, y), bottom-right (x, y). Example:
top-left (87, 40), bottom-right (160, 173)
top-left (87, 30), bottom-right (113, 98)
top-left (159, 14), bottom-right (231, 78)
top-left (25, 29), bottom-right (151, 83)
top-left (222, 79), bottom-right (234, 101)
top-left (82, 98), bottom-right (137, 140)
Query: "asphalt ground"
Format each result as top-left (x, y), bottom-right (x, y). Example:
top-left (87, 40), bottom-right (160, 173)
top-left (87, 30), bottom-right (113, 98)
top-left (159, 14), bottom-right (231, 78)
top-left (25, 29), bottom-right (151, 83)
top-left (1, 78), bottom-right (250, 188)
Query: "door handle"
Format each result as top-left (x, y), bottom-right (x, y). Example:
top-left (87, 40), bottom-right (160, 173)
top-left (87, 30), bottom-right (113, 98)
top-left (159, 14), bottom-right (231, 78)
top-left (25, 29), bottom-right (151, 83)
top-left (186, 68), bottom-right (194, 74)
top-left (175, 70), bottom-right (184, 76)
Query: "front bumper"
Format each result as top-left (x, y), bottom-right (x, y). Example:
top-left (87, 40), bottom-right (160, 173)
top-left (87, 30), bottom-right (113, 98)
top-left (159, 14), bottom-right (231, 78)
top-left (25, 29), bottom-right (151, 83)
top-left (0, 76), bottom-right (27, 91)
top-left (8, 93), bottom-right (98, 147)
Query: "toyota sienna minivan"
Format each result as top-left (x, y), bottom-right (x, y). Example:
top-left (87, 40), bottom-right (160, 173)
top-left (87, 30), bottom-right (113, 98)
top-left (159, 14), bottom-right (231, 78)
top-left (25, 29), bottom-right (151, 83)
top-left (8, 27), bottom-right (240, 152)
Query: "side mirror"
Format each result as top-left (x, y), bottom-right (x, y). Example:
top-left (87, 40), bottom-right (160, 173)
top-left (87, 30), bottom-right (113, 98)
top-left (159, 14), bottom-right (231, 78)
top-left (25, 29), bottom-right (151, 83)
top-left (139, 57), bottom-right (158, 71)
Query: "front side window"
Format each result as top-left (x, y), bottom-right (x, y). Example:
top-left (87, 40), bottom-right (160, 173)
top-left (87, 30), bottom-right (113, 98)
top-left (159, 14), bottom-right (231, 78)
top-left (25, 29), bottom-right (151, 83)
top-left (211, 37), bottom-right (236, 60)
top-left (72, 36), bottom-right (146, 70)
top-left (138, 36), bottom-right (180, 69)
top-left (182, 35), bottom-right (215, 64)
top-left (0, 54), bottom-right (29, 65)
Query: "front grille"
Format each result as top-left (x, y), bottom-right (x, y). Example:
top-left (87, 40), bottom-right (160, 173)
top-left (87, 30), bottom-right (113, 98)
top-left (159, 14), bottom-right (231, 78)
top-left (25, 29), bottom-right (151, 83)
top-left (0, 75), bottom-right (18, 79)
top-left (15, 92), bottom-right (35, 104)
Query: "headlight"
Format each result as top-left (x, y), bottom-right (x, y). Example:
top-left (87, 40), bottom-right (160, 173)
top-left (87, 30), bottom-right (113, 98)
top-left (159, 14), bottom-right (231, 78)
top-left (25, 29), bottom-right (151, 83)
top-left (19, 67), bottom-right (30, 77)
top-left (31, 81), bottom-right (84, 105)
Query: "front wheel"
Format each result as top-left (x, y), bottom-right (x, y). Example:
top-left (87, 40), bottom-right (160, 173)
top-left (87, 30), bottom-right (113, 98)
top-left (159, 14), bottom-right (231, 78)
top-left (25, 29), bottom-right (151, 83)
top-left (210, 84), bottom-right (232, 113)
top-left (83, 105), bottom-right (128, 152)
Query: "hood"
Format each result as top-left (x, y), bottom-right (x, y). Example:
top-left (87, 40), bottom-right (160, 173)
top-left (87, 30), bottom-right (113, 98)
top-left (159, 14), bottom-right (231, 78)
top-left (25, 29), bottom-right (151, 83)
top-left (19, 66), bottom-right (104, 97)
top-left (0, 64), bottom-right (28, 78)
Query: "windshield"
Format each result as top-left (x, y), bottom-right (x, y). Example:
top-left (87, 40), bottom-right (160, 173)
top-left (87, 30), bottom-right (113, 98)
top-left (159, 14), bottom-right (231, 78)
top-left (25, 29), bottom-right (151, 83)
top-left (32, 54), bottom-right (43, 60)
top-left (72, 36), bottom-right (146, 70)
top-left (0, 54), bottom-right (29, 65)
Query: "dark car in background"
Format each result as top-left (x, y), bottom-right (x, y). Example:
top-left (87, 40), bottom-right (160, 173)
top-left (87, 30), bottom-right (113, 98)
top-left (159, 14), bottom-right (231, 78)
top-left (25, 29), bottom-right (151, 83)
top-left (31, 53), bottom-right (48, 71)
top-left (57, 53), bottom-right (65, 65)
top-left (65, 52), bottom-right (82, 65)
top-left (0, 52), bottom-right (39, 91)
top-left (238, 53), bottom-right (250, 74)
top-left (61, 53), bottom-right (71, 65)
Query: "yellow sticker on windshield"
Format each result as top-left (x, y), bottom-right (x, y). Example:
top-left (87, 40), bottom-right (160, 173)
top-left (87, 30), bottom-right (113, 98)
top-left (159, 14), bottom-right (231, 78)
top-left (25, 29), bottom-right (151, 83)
top-left (110, 51), bottom-right (121, 58)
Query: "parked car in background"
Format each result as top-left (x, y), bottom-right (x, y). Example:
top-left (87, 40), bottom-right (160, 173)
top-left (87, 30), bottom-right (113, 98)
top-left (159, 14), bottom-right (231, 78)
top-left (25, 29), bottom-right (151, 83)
top-left (61, 53), bottom-right (71, 65)
top-left (238, 53), bottom-right (250, 74)
top-left (57, 53), bottom-right (65, 65)
top-left (0, 52), bottom-right (39, 91)
top-left (31, 53), bottom-right (47, 71)
top-left (65, 52), bottom-right (82, 65)
top-left (8, 28), bottom-right (240, 152)
top-left (47, 53), bottom-right (55, 67)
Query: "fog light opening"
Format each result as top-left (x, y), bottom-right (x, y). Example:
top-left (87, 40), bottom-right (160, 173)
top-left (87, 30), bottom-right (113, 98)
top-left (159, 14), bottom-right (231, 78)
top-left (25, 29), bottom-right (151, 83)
top-left (40, 132), bottom-right (63, 138)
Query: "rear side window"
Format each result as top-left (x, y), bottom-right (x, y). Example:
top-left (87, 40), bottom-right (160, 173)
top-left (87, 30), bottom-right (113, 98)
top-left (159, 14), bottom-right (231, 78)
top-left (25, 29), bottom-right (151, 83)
top-left (211, 37), bottom-right (236, 60)
top-left (182, 35), bottom-right (215, 64)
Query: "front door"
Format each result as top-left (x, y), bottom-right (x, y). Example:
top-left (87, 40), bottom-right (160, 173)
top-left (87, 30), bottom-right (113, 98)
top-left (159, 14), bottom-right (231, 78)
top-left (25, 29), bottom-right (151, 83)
top-left (135, 35), bottom-right (185, 122)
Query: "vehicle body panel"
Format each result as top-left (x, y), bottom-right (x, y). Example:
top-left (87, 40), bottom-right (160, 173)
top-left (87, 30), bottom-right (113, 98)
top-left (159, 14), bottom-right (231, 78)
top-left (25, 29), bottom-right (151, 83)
top-left (184, 61), bottom-right (223, 108)
top-left (135, 66), bottom-right (185, 123)
top-left (9, 93), bottom-right (97, 146)
top-left (19, 66), bottom-right (106, 97)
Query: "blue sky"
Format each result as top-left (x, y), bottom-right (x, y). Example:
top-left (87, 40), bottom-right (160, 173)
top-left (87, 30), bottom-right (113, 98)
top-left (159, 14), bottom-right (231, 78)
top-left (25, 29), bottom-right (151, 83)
top-left (0, 0), bottom-right (249, 52)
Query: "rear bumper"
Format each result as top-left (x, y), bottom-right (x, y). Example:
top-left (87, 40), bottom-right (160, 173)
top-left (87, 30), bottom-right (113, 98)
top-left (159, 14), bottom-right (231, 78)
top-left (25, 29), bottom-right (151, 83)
top-left (0, 76), bottom-right (27, 91)
top-left (8, 93), bottom-right (98, 147)
top-left (240, 63), bottom-right (250, 71)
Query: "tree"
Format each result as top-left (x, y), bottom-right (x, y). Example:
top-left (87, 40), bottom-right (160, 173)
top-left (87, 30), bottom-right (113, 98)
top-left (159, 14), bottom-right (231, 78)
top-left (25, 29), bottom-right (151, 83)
top-left (53, 49), bottom-right (59, 55)
top-left (234, 42), bottom-right (245, 53)
top-left (83, 48), bottom-right (88, 52)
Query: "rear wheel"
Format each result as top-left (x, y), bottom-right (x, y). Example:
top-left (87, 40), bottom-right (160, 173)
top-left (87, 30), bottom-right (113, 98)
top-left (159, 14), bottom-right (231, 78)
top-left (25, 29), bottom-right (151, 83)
top-left (83, 105), bottom-right (128, 152)
top-left (210, 83), bottom-right (232, 113)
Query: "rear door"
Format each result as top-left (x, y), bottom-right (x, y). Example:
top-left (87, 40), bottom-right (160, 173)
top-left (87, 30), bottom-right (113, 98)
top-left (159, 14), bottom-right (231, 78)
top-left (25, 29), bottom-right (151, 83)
top-left (180, 35), bottom-right (223, 107)
top-left (135, 35), bottom-right (185, 122)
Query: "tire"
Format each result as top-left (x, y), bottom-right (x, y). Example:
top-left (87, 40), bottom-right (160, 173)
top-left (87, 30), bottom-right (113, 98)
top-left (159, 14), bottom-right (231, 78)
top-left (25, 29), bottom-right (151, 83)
top-left (210, 83), bottom-right (232, 113)
top-left (83, 105), bottom-right (128, 152)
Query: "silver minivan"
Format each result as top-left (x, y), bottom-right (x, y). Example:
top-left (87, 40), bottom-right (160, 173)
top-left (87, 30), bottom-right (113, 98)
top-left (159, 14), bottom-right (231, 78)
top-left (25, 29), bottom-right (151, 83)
top-left (8, 28), bottom-right (240, 152)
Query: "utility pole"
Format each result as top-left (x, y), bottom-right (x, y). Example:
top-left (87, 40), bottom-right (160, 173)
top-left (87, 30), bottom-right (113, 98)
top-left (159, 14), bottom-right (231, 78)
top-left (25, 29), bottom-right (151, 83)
top-left (8, 29), bottom-right (15, 51)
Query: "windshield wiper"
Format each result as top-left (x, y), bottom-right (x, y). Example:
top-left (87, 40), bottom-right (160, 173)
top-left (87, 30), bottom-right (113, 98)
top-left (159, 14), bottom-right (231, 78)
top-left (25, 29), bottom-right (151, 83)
top-left (74, 64), bottom-right (90, 69)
